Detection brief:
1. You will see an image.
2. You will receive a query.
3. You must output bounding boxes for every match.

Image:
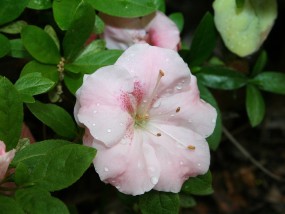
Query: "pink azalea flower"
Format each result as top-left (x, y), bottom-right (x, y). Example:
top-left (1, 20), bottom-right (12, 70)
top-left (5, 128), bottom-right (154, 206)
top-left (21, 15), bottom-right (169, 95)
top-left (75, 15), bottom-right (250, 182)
top-left (74, 44), bottom-right (216, 195)
top-left (100, 11), bottom-right (180, 51)
top-left (0, 141), bottom-right (15, 181)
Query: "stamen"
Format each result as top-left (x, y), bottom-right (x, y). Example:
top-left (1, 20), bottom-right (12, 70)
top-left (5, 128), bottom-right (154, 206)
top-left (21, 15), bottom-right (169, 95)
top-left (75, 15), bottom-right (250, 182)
top-left (187, 145), bottom-right (196, 150)
top-left (176, 107), bottom-right (181, 113)
top-left (156, 133), bottom-right (161, 137)
top-left (142, 69), bottom-right (165, 114)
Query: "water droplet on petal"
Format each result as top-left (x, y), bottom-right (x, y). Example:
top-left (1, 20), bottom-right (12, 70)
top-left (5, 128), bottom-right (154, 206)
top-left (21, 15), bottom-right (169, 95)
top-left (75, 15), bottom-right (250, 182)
top-left (152, 100), bottom-right (161, 108)
top-left (120, 122), bottom-right (124, 126)
top-left (93, 110), bottom-right (97, 114)
top-left (104, 167), bottom-right (109, 172)
top-left (116, 185), bottom-right (121, 189)
top-left (176, 85), bottom-right (183, 90)
top-left (92, 123), bottom-right (96, 126)
top-left (197, 163), bottom-right (201, 167)
top-left (96, 103), bottom-right (100, 106)
top-left (170, 114), bottom-right (175, 117)
top-left (180, 161), bottom-right (184, 165)
top-left (143, 99), bottom-right (147, 103)
top-left (151, 176), bottom-right (158, 185)
top-left (107, 129), bottom-right (111, 133)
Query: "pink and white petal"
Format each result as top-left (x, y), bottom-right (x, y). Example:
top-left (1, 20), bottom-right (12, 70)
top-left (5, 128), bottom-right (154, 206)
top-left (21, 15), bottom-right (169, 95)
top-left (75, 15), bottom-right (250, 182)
top-left (0, 148), bottom-right (16, 180)
top-left (76, 65), bottom-right (134, 109)
top-left (115, 44), bottom-right (191, 101)
top-left (146, 124), bottom-right (210, 192)
top-left (145, 11), bottom-right (180, 50)
top-left (150, 76), bottom-right (217, 137)
top-left (0, 141), bottom-right (5, 155)
top-left (94, 130), bottom-right (160, 195)
top-left (77, 104), bottom-right (133, 147)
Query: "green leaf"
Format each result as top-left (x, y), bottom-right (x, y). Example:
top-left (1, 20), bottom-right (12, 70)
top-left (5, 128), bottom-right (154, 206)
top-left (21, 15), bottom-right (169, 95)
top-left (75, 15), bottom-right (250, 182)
top-left (15, 73), bottom-right (55, 100)
top-left (0, 34), bottom-right (10, 58)
top-left (27, 101), bottom-right (77, 139)
top-left (139, 191), bottom-right (180, 214)
top-left (0, 77), bottom-right (23, 150)
top-left (87, 0), bottom-right (157, 17)
top-left (44, 25), bottom-right (60, 51)
top-left (65, 50), bottom-right (123, 74)
top-left (12, 140), bottom-right (69, 168)
top-left (0, 20), bottom-right (27, 34)
top-left (64, 72), bottom-right (84, 94)
top-left (29, 144), bottom-right (96, 191)
top-left (246, 84), bottom-right (265, 127)
top-left (252, 50), bottom-right (267, 76)
top-left (198, 81), bottom-right (222, 150)
top-left (94, 15), bottom-right (105, 34)
top-left (182, 171), bottom-right (213, 195)
top-left (169, 13), bottom-right (184, 32)
top-left (154, 0), bottom-right (165, 12)
top-left (53, 0), bottom-right (83, 30)
top-left (15, 162), bottom-right (30, 185)
top-left (197, 66), bottom-right (247, 90)
top-left (9, 39), bottom-right (31, 59)
top-left (15, 188), bottom-right (69, 214)
top-left (63, 2), bottom-right (95, 62)
top-left (0, 0), bottom-right (29, 25)
top-left (188, 12), bottom-right (216, 67)
top-left (236, 0), bottom-right (245, 9)
top-left (21, 25), bottom-right (61, 64)
top-left (21, 60), bottom-right (59, 83)
top-left (27, 0), bottom-right (52, 10)
top-left (76, 39), bottom-right (106, 60)
top-left (0, 195), bottom-right (24, 214)
top-left (251, 72), bottom-right (285, 95)
top-left (179, 194), bottom-right (196, 208)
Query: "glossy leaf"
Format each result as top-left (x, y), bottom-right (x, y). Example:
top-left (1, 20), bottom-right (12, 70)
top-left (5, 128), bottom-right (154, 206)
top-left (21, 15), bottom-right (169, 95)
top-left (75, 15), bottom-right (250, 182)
top-left (182, 171), bottom-right (213, 195)
top-left (0, 77), bottom-right (23, 150)
top-left (246, 84), bottom-right (265, 127)
top-left (169, 13), bottom-right (184, 32)
top-left (251, 72), bottom-right (285, 95)
top-left (0, 34), bottom-right (10, 58)
top-left (154, 0), bottom-right (165, 12)
top-left (15, 73), bottom-right (55, 100)
top-left (12, 140), bottom-right (69, 168)
top-left (21, 60), bottom-right (59, 83)
top-left (21, 25), bottom-right (61, 64)
top-left (0, 20), bottom-right (27, 34)
top-left (27, 101), bottom-right (77, 139)
top-left (0, 196), bottom-right (24, 214)
top-left (64, 72), bottom-right (84, 94)
top-left (53, 0), bottom-right (82, 30)
top-left (252, 50), bottom-right (267, 76)
top-left (27, 0), bottom-right (52, 10)
top-left (65, 50), bottom-right (123, 74)
top-left (63, 2), bottom-right (95, 62)
top-left (9, 39), bottom-right (31, 59)
top-left (197, 66), bottom-right (247, 90)
top-left (198, 81), bottom-right (222, 150)
top-left (94, 15), bottom-right (105, 34)
top-left (188, 12), bottom-right (216, 67)
top-left (15, 188), bottom-right (69, 214)
top-left (0, 0), bottom-right (29, 25)
top-left (15, 162), bottom-right (30, 185)
top-left (139, 191), bottom-right (180, 214)
top-left (28, 144), bottom-right (96, 191)
top-left (87, 0), bottom-right (157, 17)
top-left (44, 25), bottom-right (60, 51)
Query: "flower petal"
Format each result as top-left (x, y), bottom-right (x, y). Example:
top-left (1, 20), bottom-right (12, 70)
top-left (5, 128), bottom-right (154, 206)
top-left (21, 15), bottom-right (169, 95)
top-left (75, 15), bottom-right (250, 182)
top-left (150, 76), bottom-right (217, 137)
top-left (0, 141), bottom-right (15, 180)
top-left (94, 130), bottom-right (160, 195)
top-left (145, 124), bottom-right (210, 192)
top-left (145, 11), bottom-right (180, 50)
top-left (115, 44), bottom-right (191, 102)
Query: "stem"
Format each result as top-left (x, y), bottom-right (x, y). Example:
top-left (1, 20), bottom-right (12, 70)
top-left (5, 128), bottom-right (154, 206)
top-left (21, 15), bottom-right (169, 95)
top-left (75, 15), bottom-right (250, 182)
top-left (222, 126), bottom-right (284, 182)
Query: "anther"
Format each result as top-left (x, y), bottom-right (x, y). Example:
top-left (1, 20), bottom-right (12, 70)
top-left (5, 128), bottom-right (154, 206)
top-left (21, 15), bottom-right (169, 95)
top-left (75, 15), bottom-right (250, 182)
top-left (187, 145), bottom-right (196, 150)
top-left (156, 133), bottom-right (162, 137)
top-left (176, 107), bottom-right (180, 113)
top-left (159, 69), bottom-right (165, 77)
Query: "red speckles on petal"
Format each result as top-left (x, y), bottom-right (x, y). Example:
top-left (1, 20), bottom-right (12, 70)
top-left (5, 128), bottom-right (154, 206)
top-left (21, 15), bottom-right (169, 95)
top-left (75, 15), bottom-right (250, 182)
top-left (119, 92), bottom-right (134, 114)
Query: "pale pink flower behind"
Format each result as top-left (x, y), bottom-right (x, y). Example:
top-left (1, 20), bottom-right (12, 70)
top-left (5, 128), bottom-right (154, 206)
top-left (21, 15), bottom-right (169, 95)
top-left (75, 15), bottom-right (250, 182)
top-left (74, 44), bottom-right (216, 195)
top-left (0, 141), bottom-right (15, 180)
top-left (100, 11), bottom-right (180, 51)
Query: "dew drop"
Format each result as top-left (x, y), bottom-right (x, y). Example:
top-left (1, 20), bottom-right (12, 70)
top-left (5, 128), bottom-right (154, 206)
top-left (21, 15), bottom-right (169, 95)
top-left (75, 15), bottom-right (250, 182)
top-left (96, 103), bottom-right (100, 106)
top-left (92, 123), bottom-right (96, 126)
top-left (143, 99), bottom-right (147, 103)
top-left (176, 85), bottom-right (183, 90)
top-left (104, 167), bottom-right (109, 172)
top-left (180, 161), bottom-right (184, 165)
top-left (116, 185), bottom-right (121, 189)
top-left (151, 176), bottom-right (158, 185)
top-left (197, 163), bottom-right (201, 167)
top-left (107, 129), bottom-right (111, 133)
top-left (170, 114), bottom-right (175, 117)
top-left (152, 100), bottom-right (161, 108)
top-left (93, 110), bottom-right (97, 114)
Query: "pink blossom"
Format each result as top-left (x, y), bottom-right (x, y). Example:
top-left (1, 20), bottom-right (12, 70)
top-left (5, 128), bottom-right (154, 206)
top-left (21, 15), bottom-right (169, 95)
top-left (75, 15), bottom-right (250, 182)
top-left (100, 11), bottom-right (180, 51)
top-left (74, 44), bottom-right (216, 195)
top-left (0, 141), bottom-right (15, 181)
